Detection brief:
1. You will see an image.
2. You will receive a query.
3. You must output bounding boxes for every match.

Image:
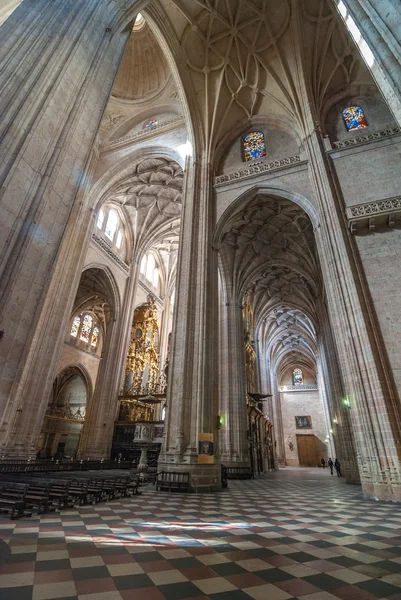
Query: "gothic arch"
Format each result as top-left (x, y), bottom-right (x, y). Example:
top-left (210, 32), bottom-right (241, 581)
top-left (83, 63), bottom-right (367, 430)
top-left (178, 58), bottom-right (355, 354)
top-left (52, 363), bottom-right (94, 409)
top-left (214, 185), bottom-right (319, 246)
top-left (79, 264), bottom-right (121, 323)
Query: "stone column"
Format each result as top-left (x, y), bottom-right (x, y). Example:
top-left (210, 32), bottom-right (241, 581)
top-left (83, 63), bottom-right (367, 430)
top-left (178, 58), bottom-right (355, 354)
top-left (158, 294), bottom-right (172, 376)
top-left (306, 128), bottom-right (401, 500)
top-left (316, 357), bottom-right (336, 460)
top-left (218, 294), bottom-right (250, 468)
top-left (335, 0), bottom-right (401, 126)
top-left (316, 300), bottom-right (360, 484)
top-left (79, 266), bottom-right (140, 459)
top-left (270, 370), bottom-right (286, 467)
top-left (0, 0), bottom-right (147, 457)
top-left (158, 159), bottom-right (221, 491)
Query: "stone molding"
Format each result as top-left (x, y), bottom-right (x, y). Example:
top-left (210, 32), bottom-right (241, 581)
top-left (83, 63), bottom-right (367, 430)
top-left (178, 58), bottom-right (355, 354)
top-left (332, 126), bottom-right (400, 150)
top-left (215, 155), bottom-right (303, 187)
top-left (279, 384), bottom-right (318, 392)
top-left (104, 117), bottom-right (185, 151)
top-left (346, 196), bottom-right (401, 233)
top-left (92, 233), bottom-right (130, 273)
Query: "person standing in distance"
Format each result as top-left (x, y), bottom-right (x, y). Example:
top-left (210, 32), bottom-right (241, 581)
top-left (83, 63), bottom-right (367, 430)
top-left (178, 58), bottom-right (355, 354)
top-left (328, 457), bottom-right (334, 475)
top-left (334, 458), bottom-right (342, 477)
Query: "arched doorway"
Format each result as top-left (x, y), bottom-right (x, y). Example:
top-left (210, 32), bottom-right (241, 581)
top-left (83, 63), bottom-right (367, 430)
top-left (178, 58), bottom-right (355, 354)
top-left (215, 191), bottom-right (351, 475)
top-left (38, 366), bottom-right (91, 459)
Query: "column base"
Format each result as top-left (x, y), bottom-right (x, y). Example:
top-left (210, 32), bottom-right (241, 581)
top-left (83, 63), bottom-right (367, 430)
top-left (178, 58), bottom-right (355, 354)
top-left (344, 467), bottom-right (361, 486)
top-left (158, 459), bottom-right (222, 492)
top-left (362, 482), bottom-right (401, 502)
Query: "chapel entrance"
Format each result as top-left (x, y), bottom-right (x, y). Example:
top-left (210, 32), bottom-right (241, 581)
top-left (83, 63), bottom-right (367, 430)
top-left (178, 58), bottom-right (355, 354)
top-left (296, 434), bottom-right (327, 467)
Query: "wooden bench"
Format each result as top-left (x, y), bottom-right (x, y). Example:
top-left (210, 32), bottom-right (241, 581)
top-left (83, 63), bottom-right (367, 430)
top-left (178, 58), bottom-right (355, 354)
top-left (225, 466), bottom-right (254, 480)
top-left (0, 483), bottom-right (31, 519)
top-left (155, 471), bottom-right (190, 493)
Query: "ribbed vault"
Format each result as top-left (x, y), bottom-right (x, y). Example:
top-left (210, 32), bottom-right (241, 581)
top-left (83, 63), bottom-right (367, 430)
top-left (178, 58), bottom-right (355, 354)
top-left (217, 194), bottom-right (320, 382)
top-left (100, 157), bottom-right (183, 268)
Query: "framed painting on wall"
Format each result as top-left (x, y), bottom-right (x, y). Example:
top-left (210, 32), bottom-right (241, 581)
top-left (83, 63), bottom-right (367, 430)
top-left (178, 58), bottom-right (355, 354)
top-left (295, 415), bottom-right (312, 429)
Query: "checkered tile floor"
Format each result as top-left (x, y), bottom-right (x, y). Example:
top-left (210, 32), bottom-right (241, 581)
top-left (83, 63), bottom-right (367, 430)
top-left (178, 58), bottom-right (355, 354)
top-left (1, 467), bottom-right (401, 600)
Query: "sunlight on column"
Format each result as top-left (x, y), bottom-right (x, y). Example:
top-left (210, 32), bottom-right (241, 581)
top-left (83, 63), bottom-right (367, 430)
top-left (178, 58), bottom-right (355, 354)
top-left (0, 0), bottom-right (23, 26)
top-left (177, 139), bottom-right (193, 160)
top-left (337, 1), bottom-right (375, 68)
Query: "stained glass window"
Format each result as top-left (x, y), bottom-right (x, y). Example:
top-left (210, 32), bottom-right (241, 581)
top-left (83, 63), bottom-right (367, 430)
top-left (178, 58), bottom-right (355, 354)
top-left (145, 119), bottom-right (158, 129)
top-left (116, 230), bottom-right (123, 249)
top-left (80, 314), bottom-right (93, 343)
top-left (91, 326), bottom-right (99, 348)
top-left (243, 131), bottom-right (266, 162)
top-left (342, 106), bottom-right (368, 132)
top-left (96, 209), bottom-right (104, 230)
top-left (293, 368), bottom-right (303, 385)
top-left (70, 315), bottom-right (80, 338)
top-left (105, 210), bottom-right (118, 240)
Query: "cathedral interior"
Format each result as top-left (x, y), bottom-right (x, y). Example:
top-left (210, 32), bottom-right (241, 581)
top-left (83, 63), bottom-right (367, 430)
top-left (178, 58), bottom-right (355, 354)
top-left (0, 1), bottom-right (401, 598)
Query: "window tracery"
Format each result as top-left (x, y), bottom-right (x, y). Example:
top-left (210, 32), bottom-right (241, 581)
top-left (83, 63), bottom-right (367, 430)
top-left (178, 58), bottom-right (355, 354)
top-left (342, 106), bottom-right (368, 131)
top-left (70, 316), bottom-right (80, 338)
top-left (97, 209), bottom-right (105, 230)
top-left (140, 253), bottom-right (161, 291)
top-left (293, 368), bottom-right (303, 385)
top-left (105, 209), bottom-right (118, 240)
top-left (91, 326), bottom-right (99, 347)
top-left (243, 131), bottom-right (266, 162)
top-left (79, 314), bottom-right (93, 343)
top-left (96, 206), bottom-right (125, 253)
top-left (70, 313), bottom-right (100, 350)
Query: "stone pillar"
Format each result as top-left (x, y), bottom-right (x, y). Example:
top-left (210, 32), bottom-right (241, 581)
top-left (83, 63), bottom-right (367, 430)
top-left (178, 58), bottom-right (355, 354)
top-left (138, 447), bottom-right (148, 471)
top-left (335, 0), bottom-right (401, 126)
top-left (79, 266), bottom-right (140, 459)
top-left (158, 159), bottom-right (221, 491)
top-left (219, 295), bottom-right (250, 467)
top-left (316, 358), bottom-right (336, 460)
top-left (256, 340), bottom-right (270, 399)
top-left (0, 0), bottom-right (146, 457)
top-left (270, 370), bottom-right (286, 467)
top-left (306, 128), bottom-right (401, 500)
top-left (316, 301), bottom-right (361, 484)
top-left (158, 294), bottom-right (172, 374)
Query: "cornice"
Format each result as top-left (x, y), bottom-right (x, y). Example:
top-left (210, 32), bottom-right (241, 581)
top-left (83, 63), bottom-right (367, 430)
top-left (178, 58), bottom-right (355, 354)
top-left (92, 233), bottom-right (130, 274)
top-left (328, 126), bottom-right (400, 152)
top-left (102, 116), bottom-right (185, 154)
top-left (346, 196), bottom-right (401, 234)
top-left (214, 155), bottom-right (304, 188)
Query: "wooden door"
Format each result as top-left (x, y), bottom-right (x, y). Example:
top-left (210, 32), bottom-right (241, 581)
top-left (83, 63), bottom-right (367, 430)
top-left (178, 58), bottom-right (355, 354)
top-left (297, 435), bottom-right (326, 467)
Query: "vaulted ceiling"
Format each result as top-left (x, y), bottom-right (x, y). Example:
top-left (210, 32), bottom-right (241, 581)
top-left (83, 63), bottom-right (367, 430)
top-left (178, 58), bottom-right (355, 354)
top-left (155, 0), bottom-right (374, 155)
top-left (216, 193), bottom-right (320, 375)
top-left (102, 156), bottom-right (183, 263)
top-left (112, 20), bottom-right (171, 103)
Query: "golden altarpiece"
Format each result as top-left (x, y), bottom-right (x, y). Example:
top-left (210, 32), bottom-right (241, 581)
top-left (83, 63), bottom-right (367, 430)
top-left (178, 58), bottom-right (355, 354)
top-left (112, 295), bottom-right (166, 464)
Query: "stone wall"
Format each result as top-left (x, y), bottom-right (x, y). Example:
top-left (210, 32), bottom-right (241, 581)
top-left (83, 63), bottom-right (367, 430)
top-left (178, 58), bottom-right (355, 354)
top-left (56, 343), bottom-right (101, 395)
top-left (280, 390), bottom-right (329, 466)
top-left (355, 229), bottom-right (401, 393)
top-left (279, 367), bottom-right (328, 467)
top-left (219, 125), bottom-right (300, 175)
